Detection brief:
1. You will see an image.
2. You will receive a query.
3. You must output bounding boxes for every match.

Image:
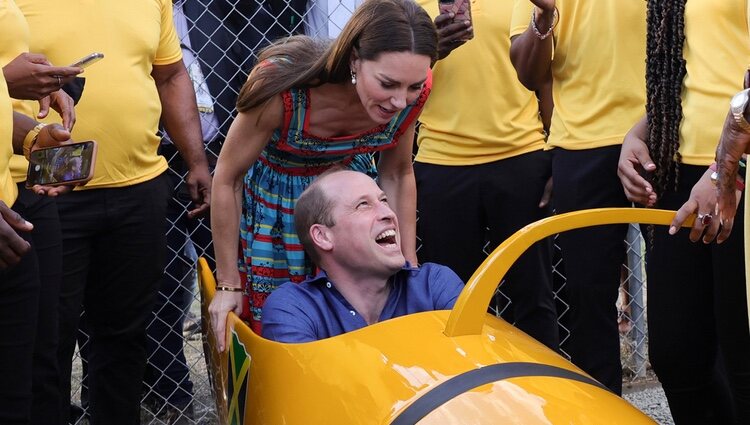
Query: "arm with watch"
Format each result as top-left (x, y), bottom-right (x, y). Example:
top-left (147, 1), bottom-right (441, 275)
top-left (714, 85), bottom-right (750, 243)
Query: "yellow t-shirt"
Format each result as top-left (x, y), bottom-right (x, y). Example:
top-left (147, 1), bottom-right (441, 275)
top-left (0, 70), bottom-right (16, 206)
top-left (510, 0), bottom-right (647, 151)
top-left (680, 0), bottom-right (750, 165)
top-left (415, 0), bottom-right (545, 165)
top-left (16, 0), bottom-right (182, 188)
top-left (0, 0), bottom-right (34, 183)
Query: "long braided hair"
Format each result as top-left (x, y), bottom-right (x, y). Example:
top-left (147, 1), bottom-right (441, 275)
top-left (645, 0), bottom-right (688, 199)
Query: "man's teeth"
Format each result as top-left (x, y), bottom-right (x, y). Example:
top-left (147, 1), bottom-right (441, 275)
top-left (376, 229), bottom-right (396, 241)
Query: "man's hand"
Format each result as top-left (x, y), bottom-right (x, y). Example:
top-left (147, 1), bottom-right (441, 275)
top-left (208, 291), bottom-right (243, 352)
top-left (669, 169), bottom-right (730, 244)
top-left (38, 90), bottom-right (76, 130)
top-left (185, 165), bottom-right (211, 218)
top-left (0, 201), bottom-right (33, 270)
top-left (29, 124), bottom-right (76, 197)
top-left (434, 12), bottom-right (473, 60)
top-left (618, 131), bottom-right (657, 207)
top-left (3, 53), bottom-right (81, 100)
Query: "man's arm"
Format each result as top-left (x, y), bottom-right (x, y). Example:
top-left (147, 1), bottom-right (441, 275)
top-left (12, 111), bottom-right (71, 156)
top-left (152, 61), bottom-right (211, 218)
top-left (509, 0), bottom-right (556, 91)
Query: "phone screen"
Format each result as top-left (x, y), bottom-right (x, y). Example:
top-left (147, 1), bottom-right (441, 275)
top-left (26, 141), bottom-right (97, 187)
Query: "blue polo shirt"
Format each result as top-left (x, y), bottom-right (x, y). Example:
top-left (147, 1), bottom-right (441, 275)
top-left (261, 263), bottom-right (464, 343)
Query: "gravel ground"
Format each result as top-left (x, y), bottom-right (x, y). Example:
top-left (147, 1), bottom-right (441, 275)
top-left (624, 382), bottom-right (674, 425)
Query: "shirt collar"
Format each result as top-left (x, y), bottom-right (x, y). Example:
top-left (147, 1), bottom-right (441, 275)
top-left (305, 262), bottom-right (416, 286)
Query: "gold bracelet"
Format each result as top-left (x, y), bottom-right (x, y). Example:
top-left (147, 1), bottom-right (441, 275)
top-left (22, 123), bottom-right (46, 159)
top-left (216, 285), bottom-right (243, 292)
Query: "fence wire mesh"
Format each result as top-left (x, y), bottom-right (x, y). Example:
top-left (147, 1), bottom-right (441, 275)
top-left (67, 2), bottom-right (653, 424)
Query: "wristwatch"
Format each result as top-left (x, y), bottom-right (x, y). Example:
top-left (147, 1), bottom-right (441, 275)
top-left (730, 88), bottom-right (750, 133)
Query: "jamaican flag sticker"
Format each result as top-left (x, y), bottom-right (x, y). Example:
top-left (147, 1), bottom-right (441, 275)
top-left (228, 329), bottom-right (251, 425)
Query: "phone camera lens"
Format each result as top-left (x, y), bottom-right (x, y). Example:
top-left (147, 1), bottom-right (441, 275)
top-left (34, 165), bottom-right (41, 171)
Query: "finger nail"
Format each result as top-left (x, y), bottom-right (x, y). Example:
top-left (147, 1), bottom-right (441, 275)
top-left (668, 226), bottom-right (677, 235)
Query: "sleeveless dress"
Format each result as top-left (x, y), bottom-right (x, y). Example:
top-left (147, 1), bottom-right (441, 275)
top-left (239, 77), bottom-right (431, 332)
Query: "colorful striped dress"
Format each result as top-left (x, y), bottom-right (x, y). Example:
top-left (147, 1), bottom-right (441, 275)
top-left (239, 79), bottom-right (431, 332)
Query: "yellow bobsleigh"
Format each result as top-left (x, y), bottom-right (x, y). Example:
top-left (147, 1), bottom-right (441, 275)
top-left (200, 208), bottom-right (685, 424)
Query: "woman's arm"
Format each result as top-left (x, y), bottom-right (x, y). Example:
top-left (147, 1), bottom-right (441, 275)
top-left (209, 95), bottom-right (283, 351)
top-left (509, 0), bottom-right (556, 90)
top-left (377, 123), bottom-right (418, 265)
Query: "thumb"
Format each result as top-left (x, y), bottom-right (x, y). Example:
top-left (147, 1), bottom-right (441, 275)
top-left (0, 203), bottom-right (33, 233)
top-left (635, 144), bottom-right (656, 171)
top-left (46, 124), bottom-right (72, 143)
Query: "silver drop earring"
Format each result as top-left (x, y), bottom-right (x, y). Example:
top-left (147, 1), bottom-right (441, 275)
top-left (350, 69), bottom-right (357, 85)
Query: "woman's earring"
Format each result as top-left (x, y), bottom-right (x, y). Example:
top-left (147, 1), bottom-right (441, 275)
top-left (350, 69), bottom-right (357, 85)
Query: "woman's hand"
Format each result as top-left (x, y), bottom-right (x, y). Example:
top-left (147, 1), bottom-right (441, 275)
top-left (618, 120), bottom-right (657, 207)
top-left (208, 291), bottom-right (244, 353)
top-left (668, 168), bottom-right (738, 243)
top-left (530, 0), bottom-right (555, 12)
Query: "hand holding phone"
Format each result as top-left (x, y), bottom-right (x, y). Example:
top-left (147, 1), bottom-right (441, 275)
top-left (26, 140), bottom-right (97, 188)
top-left (437, 0), bottom-right (473, 41)
top-left (69, 52), bottom-right (104, 69)
top-left (435, 0), bottom-right (474, 43)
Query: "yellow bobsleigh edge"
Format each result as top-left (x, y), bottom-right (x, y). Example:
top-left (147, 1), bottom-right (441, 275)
top-left (199, 208), bottom-right (691, 424)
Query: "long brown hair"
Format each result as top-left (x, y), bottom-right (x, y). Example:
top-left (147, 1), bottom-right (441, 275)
top-left (645, 0), bottom-right (687, 198)
top-left (236, 0), bottom-right (438, 112)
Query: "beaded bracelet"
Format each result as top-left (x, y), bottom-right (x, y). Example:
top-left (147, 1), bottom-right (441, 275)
top-left (531, 6), bottom-right (559, 40)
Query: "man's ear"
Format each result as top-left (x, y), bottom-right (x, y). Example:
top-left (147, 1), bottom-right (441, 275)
top-left (310, 224), bottom-right (333, 252)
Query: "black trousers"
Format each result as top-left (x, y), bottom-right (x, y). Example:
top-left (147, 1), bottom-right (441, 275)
top-left (646, 164), bottom-right (750, 425)
top-left (144, 147), bottom-right (215, 410)
top-left (56, 174), bottom-right (170, 425)
top-left (19, 187), bottom-right (64, 425)
top-left (0, 191), bottom-right (43, 424)
top-left (551, 146), bottom-right (630, 395)
top-left (415, 150), bottom-right (559, 350)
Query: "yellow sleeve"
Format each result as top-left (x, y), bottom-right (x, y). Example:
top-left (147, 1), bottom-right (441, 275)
top-left (510, 0), bottom-right (535, 38)
top-left (153, 0), bottom-right (182, 65)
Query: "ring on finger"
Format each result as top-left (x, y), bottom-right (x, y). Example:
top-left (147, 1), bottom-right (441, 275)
top-left (697, 212), bottom-right (713, 226)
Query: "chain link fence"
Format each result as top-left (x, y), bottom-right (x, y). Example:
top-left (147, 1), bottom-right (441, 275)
top-left (67, 2), bottom-right (654, 424)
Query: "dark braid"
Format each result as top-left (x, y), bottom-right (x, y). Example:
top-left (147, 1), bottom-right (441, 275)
top-left (645, 0), bottom-right (687, 199)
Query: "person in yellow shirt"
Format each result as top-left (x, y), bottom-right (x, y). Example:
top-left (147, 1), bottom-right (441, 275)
top-left (15, 0), bottom-right (212, 423)
top-left (414, 0), bottom-right (558, 350)
top-left (510, 0), bottom-right (647, 395)
top-left (618, 0), bottom-right (750, 422)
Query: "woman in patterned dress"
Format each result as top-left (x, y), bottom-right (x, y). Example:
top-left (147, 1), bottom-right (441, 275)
top-left (209, 0), bottom-right (438, 348)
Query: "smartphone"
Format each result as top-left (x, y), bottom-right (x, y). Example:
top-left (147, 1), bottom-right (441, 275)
top-left (26, 141), bottom-right (97, 187)
top-left (438, 0), bottom-right (473, 40)
top-left (69, 52), bottom-right (104, 69)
